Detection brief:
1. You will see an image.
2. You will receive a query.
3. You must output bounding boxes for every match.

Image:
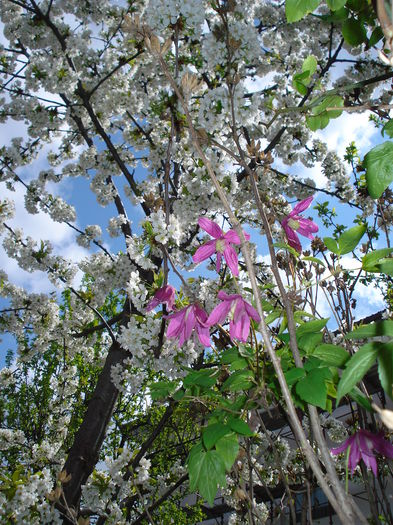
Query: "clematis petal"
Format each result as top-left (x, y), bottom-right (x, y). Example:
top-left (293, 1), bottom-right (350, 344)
top-left (223, 245), bottom-right (239, 276)
top-left (166, 314), bottom-right (184, 338)
top-left (297, 218), bottom-right (319, 238)
top-left (244, 302), bottom-right (261, 323)
top-left (371, 432), bottom-right (393, 459)
top-left (291, 196), bottom-right (314, 216)
top-left (216, 251), bottom-right (222, 273)
top-left (193, 241), bottom-right (216, 263)
top-left (285, 227), bottom-right (302, 252)
top-left (207, 300), bottom-right (232, 326)
top-left (361, 450), bottom-right (378, 476)
top-left (217, 290), bottom-right (238, 301)
top-left (331, 438), bottom-right (351, 456)
top-left (348, 440), bottom-right (361, 474)
top-left (196, 326), bottom-right (211, 347)
top-left (198, 217), bottom-right (222, 239)
top-left (145, 297), bottom-right (160, 312)
top-left (184, 306), bottom-right (196, 342)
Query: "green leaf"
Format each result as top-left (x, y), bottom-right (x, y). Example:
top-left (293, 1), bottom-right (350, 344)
top-left (362, 248), bottom-right (393, 271)
top-left (296, 318), bottom-right (328, 338)
top-left (221, 347), bottom-right (240, 364)
top-left (188, 448), bottom-right (226, 505)
top-left (369, 26), bottom-right (384, 47)
top-left (327, 0), bottom-right (346, 9)
top-left (377, 342), bottom-right (393, 399)
top-left (306, 95), bottom-right (344, 131)
top-left (298, 332), bottom-right (323, 353)
top-left (273, 241), bottom-right (299, 257)
top-left (337, 224), bottom-right (366, 254)
top-left (215, 433), bottom-right (239, 471)
top-left (295, 368), bottom-right (331, 409)
top-left (286, 0), bottom-right (320, 22)
top-left (230, 358), bottom-right (248, 371)
top-left (302, 55), bottom-right (317, 75)
top-left (203, 423), bottom-right (231, 450)
top-left (228, 417), bottom-right (254, 436)
top-left (302, 256), bottom-right (325, 266)
top-left (336, 342), bottom-right (380, 404)
top-left (376, 258), bottom-right (393, 276)
top-left (342, 18), bottom-right (367, 46)
top-left (364, 141), bottom-right (393, 199)
top-left (382, 120), bottom-right (393, 138)
top-left (323, 236), bottom-right (339, 254)
top-left (284, 367), bottom-right (306, 386)
top-left (348, 386), bottom-right (373, 412)
top-left (345, 320), bottom-right (393, 340)
top-left (183, 369), bottom-right (217, 388)
top-left (265, 310), bottom-right (282, 325)
top-left (221, 370), bottom-right (254, 392)
top-left (149, 380), bottom-right (178, 400)
top-left (313, 344), bottom-right (350, 367)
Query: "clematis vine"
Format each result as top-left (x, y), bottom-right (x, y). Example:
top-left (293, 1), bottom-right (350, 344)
top-left (331, 429), bottom-right (393, 476)
top-left (193, 217), bottom-right (250, 277)
top-left (146, 285), bottom-right (176, 312)
top-left (206, 290), bottom-right (261, 342)
top-left (165, 304), bottom-right (211, 347)
top-left (281, 196), bottom-right (318, 253)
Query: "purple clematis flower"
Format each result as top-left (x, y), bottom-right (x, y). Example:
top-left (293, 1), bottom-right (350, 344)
top-left (193, 217), bottom-right (250, 277)
top-left (206, 290), bottom-right (261, 342)
top-left (281, 196), bottom-right (318, 253)
top-left (331, 429), bottom-right (393, 476)
top-left (146, 285), bottom-right (176, 312)
top-left (165, 304), bottom-right (211, 347)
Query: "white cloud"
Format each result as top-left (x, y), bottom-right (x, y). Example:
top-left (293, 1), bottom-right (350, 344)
top-left (317, 110), bottom-right (379, 158)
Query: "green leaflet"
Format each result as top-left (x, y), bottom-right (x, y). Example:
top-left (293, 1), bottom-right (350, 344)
top-left (336, 342), bottom-right (380, 404)
top-left (364, 141), bottom-right (393, 199)
top-left (215, 433), bottom-right (239, 471)
top-left (188, 446), bottom-right (226, 505)
top-left (286, 0), bottom-right (320, 22)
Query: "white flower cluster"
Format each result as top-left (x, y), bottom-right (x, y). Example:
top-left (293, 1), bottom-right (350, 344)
top-left (107, 214), bottom-right (128, 238)
top-left (322, 151), bottom-right (355, 201)
top-left (0, 468), bottom-right (62, 524)
top-left (0, 428), bottom-right (26, 450)
top-left (135, 457), bottom-right (151, 484)
top-left (127, 235), bottom-right (157, 270)
top-left (0, 198), bottom-right (15, 233)
top-left (118, 316), bottom-right (161, 363)
top-left (110, 359), bottom-right (145, 395)
top-left (145, 0), bottom-right (206, 34)
top-left (76, 224), bottom-right (103, 248)
top-left (145, 209), bottom-right (183, 245)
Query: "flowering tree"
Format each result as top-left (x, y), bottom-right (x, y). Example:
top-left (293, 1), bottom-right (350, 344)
top-left (1, 0), bottom-right (393, 524)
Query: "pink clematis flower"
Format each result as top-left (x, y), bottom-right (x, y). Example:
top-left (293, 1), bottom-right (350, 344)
top-left (206, 290), bottom-right (261, 342)
top-left (281, 196), bottom-right (318, 253)
top-left (193, 217), bottom-right (250, 277)
top-left (331, 429), bottom-right (393, 476)
top-left (165, 304), bottom-right (211, 347)
top-left (146, 285), bottom-right (176, 312)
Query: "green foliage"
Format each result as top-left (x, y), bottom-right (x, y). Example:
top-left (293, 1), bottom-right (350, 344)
top-left (286, 0), bottom-right (320, 22)
top-left (306, 95), bottom-right (344, 130)
top-left (327, 0), bottom-right (347, 10)
top-left (312, 344), bottom-right (350, 367)
top-left (292, 55), bottom-right (318, 95)
top-left (341, 18), bottom-right (367, 46)
top-left (324, 223), bottom-right (366, 255)
top-left (188, 444), bottom-right (226, 505)
top-left (364, 141), bottom-right (393, 198)
top-left (336, 342), bottom-right (381, 404)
